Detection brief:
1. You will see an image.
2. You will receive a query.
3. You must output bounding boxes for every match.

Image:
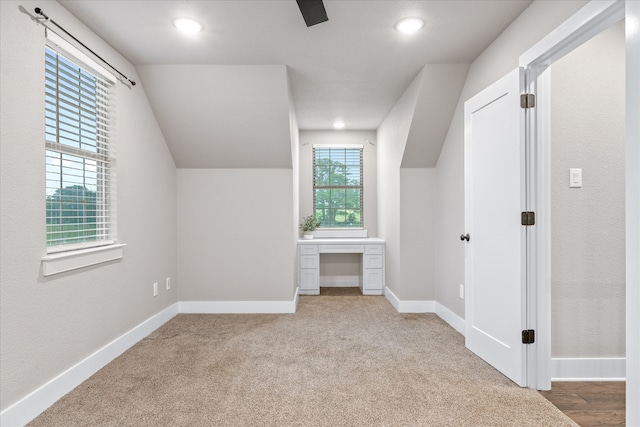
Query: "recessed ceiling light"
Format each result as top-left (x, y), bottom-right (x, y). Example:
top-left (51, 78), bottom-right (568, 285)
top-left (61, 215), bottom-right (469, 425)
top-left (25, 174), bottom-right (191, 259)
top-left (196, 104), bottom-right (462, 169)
top-left (333, 121), bottom-right (346, 129)
top-left (173, 18), bottom-right (203, 35)
top-left (395, 17), bottom-right (424, 34)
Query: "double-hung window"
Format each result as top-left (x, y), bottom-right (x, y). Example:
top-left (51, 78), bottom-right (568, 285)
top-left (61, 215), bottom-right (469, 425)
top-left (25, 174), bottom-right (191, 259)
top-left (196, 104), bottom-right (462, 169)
top-left (313, 146), bottom-right (363, 228)
top-left (45, 40), bottom-right (115, 252)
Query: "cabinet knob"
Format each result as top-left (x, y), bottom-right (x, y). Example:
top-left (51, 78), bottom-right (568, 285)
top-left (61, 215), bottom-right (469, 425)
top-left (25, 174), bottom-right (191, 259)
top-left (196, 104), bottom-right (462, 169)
top-left (460, 233), bottom-right (470, 242)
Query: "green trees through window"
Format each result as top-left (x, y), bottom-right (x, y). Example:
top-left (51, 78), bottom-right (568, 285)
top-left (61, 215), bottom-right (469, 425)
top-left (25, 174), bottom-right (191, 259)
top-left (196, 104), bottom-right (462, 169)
top-left (313, 147), bottom-right (363, 228)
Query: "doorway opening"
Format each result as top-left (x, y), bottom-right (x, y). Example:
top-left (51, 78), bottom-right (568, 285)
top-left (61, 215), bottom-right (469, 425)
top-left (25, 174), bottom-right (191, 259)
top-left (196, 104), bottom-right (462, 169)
top-left (548, 20), bottom-right (626, 380)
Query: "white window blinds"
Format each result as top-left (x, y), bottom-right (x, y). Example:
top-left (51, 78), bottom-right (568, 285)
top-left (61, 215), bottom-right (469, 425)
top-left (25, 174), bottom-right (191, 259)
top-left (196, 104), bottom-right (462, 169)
top-left (45, 43), bottom-right (115, 251)
top-left (313, 146), bottom-right (363, 228)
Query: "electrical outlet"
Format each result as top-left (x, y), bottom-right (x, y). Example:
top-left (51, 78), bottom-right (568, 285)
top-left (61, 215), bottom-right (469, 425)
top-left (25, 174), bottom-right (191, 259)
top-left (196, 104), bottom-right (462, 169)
top-left (459, 284), bottom-right (464, 299)
top-left (166, 277), bottom-right (171, 291)
top-left (153, 282), bottom-right (158, 297)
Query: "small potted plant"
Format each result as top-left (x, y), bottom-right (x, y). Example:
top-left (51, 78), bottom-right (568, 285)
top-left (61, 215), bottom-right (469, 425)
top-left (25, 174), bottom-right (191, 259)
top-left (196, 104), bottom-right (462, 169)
top-left (299, 215), bottom-right (320, 239)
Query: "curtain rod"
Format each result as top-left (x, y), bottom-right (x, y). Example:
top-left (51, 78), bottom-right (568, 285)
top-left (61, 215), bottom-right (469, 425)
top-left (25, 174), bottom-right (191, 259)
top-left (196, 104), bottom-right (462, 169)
top-left (34, 7), bottom-right (136, 87)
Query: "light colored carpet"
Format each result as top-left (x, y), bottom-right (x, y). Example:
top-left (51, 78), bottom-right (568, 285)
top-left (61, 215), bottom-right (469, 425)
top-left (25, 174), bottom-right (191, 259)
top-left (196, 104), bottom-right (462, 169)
top-left (29, 294), bottom-right (578, 426)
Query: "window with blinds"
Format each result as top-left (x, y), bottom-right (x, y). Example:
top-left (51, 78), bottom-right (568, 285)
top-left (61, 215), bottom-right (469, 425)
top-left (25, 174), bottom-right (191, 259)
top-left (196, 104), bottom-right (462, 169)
top-left (313, 146), bottom-right (363, 228)
top-left (45, 46), bottom-right (114, 250)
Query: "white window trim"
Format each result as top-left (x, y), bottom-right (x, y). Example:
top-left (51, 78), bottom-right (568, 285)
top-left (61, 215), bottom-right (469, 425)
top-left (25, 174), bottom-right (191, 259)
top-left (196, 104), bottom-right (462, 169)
top-left (46, 239), bottom-right (117, 254)
top-left (311, 144), bottom-right (364, 149)
top-left (41, 243), bottom-right (126, 276)
top-left (42, 30), bottom-right (123, 270)
top-left (46, 30), bottom-right (116, 84)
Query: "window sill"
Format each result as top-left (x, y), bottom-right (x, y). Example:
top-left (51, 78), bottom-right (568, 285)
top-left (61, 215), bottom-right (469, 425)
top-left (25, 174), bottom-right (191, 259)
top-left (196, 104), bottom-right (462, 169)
top-left (41, 243), bottom-right (126, 277)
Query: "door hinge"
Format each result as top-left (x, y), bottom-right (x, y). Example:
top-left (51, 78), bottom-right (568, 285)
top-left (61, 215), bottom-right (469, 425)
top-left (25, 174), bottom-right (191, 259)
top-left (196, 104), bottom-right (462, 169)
top-left (522, 329), bottom-right (535, 344)
top-left (520, 94), bottom-right (536, 109)
top-left (521, 211), bottom-right (535, 226)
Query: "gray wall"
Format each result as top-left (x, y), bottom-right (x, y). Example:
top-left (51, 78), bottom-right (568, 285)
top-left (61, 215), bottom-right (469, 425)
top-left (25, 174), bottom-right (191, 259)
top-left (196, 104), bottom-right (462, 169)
top-left (550, 21), bottom-right (626, 357)
top-left (434, 0), bottom-right (590, 319)
top-left (0, 0), bottom-right (178, 410)
top-left (173, 67), bottom-right (299, 303)
top-left (177, 169), bottom-right (296, 301)
top-left (289, 84), bottom-right (301, 292)
top-left (400, 168), bottom-right (436, 300)
top-left (377, 73), bottom-right (419, 297)
top-left (377, 71), bottom-right (436, 301)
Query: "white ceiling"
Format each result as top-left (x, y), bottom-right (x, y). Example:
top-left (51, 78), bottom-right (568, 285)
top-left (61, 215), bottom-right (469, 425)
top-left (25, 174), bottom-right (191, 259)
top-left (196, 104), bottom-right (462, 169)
top-left (59, 0), bottom-right (532, 130)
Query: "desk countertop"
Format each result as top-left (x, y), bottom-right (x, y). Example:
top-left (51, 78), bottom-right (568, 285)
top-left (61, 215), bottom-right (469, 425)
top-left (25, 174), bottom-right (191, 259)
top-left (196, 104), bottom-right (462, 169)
top-left (297, 237), bottom-right (385, 244)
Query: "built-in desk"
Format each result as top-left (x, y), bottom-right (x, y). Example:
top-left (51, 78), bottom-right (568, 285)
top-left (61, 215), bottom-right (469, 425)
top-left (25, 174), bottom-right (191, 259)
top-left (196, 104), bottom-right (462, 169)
top-left (297, 238), bottom-right (385, 295)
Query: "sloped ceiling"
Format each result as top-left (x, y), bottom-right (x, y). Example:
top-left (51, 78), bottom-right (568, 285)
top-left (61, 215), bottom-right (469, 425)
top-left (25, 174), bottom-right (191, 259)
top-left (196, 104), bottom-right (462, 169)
top-left (402, 64), bottom-right (470, 168)
top-left (137, 65), bottom-right (292, 168)
top-left (58, 0), bottom-right (534, 168)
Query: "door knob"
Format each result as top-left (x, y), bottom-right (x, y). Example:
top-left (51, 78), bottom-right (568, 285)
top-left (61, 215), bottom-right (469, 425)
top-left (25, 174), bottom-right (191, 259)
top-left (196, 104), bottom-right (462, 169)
top-left (460, 233), bottom-right (470, 242)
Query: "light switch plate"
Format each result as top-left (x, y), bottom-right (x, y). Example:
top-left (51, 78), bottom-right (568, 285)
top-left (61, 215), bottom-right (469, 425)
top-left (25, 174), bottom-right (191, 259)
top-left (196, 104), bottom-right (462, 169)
top-left (569, 168), bottom-right (582, 188)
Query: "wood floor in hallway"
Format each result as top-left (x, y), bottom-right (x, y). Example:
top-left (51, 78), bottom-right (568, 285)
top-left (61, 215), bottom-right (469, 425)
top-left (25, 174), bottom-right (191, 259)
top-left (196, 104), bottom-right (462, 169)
top-left (540, 381), bottom-right (625, 427)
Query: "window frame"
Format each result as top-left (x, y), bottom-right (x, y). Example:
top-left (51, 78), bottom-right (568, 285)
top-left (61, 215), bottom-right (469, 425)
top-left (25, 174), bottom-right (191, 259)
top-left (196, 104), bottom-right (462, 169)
top-left (312, 144), bottom-right (364, 229)
top-left (44, 32), bottom-right (117, 254)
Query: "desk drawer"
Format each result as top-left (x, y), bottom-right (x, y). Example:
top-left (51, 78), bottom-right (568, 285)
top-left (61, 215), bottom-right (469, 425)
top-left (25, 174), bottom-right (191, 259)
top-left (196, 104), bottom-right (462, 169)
top-left (365, 245), bottom-right (383, 255)
top-left (299, 255), bottom-right (319, 269)
top-left (319, 245), bottom-right (364, 253)
top-left (299, 246), bottom-right (318, 255)
top-left (364, 255), bottom-right (383, 269)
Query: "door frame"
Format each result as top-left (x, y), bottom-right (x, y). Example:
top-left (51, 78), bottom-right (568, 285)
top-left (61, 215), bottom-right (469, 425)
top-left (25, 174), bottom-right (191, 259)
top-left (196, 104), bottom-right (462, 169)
top-left (519, 0), bottom-right (625, 391)
top-left (519, 2), bottom-right (639, 425)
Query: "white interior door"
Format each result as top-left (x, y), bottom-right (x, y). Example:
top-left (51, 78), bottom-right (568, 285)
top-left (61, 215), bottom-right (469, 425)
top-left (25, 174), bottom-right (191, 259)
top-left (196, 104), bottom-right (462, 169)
top-left (463, 68), bottom-right (527, 386)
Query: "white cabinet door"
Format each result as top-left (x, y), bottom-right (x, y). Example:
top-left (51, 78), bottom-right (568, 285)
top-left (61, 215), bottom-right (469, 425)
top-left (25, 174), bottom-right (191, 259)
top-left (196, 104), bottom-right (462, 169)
top-left (363, 269), bottom-right (383, 291)
top-left (299, 269), bottom-right (319, 291)
top-left (298, 246), bottom-right (319, 293)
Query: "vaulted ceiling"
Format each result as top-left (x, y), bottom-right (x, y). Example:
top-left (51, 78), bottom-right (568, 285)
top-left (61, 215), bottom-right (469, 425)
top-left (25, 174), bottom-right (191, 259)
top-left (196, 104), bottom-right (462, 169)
top-left (59, 0), bottom-right (533, 168)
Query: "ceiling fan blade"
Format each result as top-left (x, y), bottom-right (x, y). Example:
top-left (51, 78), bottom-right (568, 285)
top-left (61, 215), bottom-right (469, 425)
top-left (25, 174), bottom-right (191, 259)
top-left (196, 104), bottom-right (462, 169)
top-left (295, 0), bottom-right (328, 27)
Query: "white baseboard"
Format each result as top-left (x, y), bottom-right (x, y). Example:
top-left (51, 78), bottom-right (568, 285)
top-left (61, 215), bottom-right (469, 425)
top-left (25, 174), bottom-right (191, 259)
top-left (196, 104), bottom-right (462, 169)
top-left (384, 287), bottom-right (435, 313)
top-left (551, 358), bottom-right (626, 381)
top-left (0, 304), bottom-right (178, 427)
top-left (384, 287), bottom-right (400, 311)
top-left (179, 291), bottom-right (298, 314)
top-left (435, 302), bottom-right (465, 336)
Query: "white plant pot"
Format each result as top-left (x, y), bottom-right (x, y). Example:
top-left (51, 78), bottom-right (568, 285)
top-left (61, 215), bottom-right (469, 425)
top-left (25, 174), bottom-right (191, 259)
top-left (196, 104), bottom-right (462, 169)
top-left (302, 232), bottom-right (314, 239)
